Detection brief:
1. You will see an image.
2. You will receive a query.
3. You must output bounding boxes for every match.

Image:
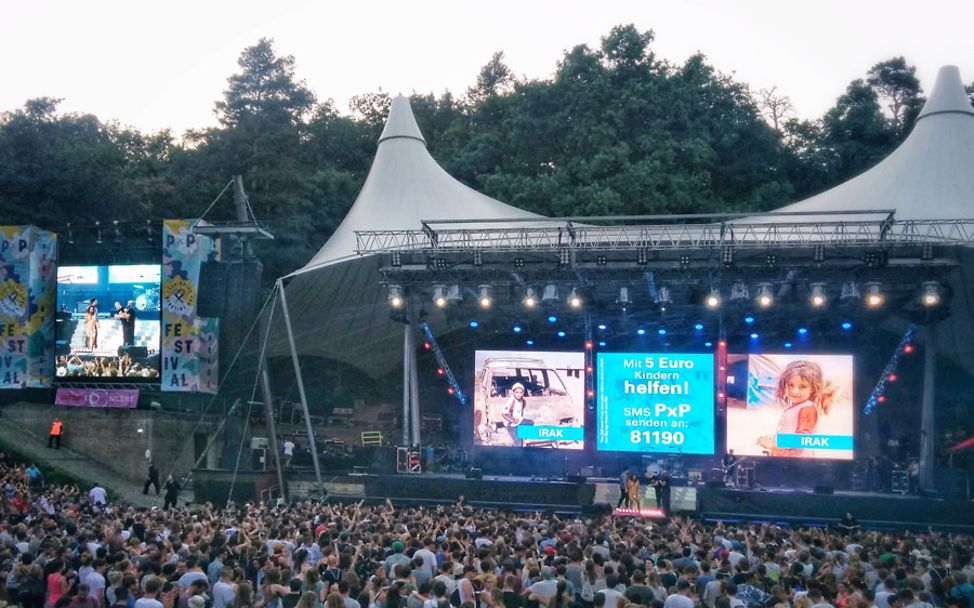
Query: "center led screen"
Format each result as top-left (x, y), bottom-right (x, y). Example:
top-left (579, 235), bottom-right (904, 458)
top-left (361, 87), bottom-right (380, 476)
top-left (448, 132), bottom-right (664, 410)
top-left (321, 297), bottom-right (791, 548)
top-left (473, 350), bottom-right (585, 450)
top-left (597, 352), bottom-right (715, 454)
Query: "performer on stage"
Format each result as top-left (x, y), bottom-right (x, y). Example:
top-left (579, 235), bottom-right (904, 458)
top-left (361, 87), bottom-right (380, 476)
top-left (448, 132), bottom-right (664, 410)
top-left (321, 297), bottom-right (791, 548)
top-left (626, 473), bottom-right (641, 511)
top-left (648, 469), bottom-right (671, 515)
top-left (617, 466), bottom-right (631, 509)
top-left (122, 299), bottom-right (136, 346)
top-left (722, 449), bottom-right (739, 487)
top-left (502, 382), bottom-right (528, 447)
top-left (84, 299), bottom-right (99, 350)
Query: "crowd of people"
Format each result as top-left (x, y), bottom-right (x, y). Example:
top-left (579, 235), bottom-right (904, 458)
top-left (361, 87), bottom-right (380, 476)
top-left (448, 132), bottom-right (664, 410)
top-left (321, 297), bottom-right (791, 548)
top-left (0, 453), bottom-right (972, 608)
top-left (55, 355), bottom-right (160, 379)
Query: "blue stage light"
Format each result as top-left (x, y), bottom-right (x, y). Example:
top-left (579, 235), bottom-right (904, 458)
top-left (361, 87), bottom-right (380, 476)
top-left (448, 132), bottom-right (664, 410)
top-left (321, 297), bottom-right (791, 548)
top-left (694, 323), bottom-right (704, 331)
top-left (744, 315), bottom-right (755, 324)
top-left (547, 315), bottom-right (557, 323)
top-left (798, 327), bottom-right (808, 335)
top-left (705, 341), bottom-right (713, 347)
top-left (469, 321), bottom-right (479, 328)
top-left (841, 321), bottom-right (853, 330)
top-left (784, 342), bottom-right (793, 348)
top-left (750, 333), bottom-right (759, 339)
top-left (597, 323), bottom-right (607, 330)
top-left (526, 340), bottom-right (534, 345)
top-left (513, 325), bottom-right (522, 333)
top-left (599, 341), bottom-right (606, 347)
top-left (557, 331), bottom-right (566, 338)
top-left (637, 328), bottom-right (646, 336)
top-left (658, 328), bottom-right (667, 336)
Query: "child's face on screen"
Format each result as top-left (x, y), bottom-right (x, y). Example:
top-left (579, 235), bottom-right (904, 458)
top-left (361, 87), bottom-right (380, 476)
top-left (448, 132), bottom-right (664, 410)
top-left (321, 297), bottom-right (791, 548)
top-left (784, 375), bottom-right (813, 404)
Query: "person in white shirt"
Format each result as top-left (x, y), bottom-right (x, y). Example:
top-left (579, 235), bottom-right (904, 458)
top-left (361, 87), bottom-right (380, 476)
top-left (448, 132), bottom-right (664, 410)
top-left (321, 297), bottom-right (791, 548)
top-left (664, 581), bottom-right (696, 608)
top-left (414, 538), bottom-right (439, 580)
top-left (283, 439), bottom-right (295, 467)
top-left (212, 567), bottom-right (237, 608)
top-left (134, 577), bottom-right (165, 608)
top-left (89, 484), bottom-right (107, 506)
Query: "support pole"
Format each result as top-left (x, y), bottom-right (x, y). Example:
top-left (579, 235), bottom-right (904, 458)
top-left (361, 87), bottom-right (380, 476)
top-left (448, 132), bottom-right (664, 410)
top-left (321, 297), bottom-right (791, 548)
top-left (276, 279), bottom-right (324, 495)
top-left (402, 318), bottom-right (412, 446)
top-left (409, 317), bottom-right (421, 446)
top-left (919, 329), bottom-right (937, 492)
top-left (259, 361), bottom-right (287, 499)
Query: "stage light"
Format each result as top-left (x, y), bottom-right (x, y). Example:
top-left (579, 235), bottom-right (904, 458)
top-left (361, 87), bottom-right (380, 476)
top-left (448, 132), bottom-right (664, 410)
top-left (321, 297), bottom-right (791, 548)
top-left (557, 331), bottom-right (566, 338)
top-left (810, 283), bottom-right (827, 308)
top-left (477, 284), bottom-right (493, 308)
top-left (756, 283), bottom-right (774, 308)
top-left (391, 251), bottom-right (402, 267)
top-left (597, 323), bottom-right (607, 330)
top-left (568, 288), bottom-right (582, 309)
top-left (798, 327), bottom-right (808, 335)
top-left (903, 344), bottom-right (914, 354)
top-left (447, 284), bottom-right (463, 305)
top-left (526, 340), bottom-right (534, 345)
top-left (547, 315), bottom-right (557, 323)
top-left (680, 254), bottom-right (691, 267)
top-left (542, 284), bottom-right (558, 304)
top-left (744, 315), bottom-right (755, 324)
top-left (840, 281), bottom-right (861, 302)
top-left (432, 257), bottom-right (448, 270)
top-left (447, 387), bottom-right (455, 395)
top-left (765, 252), bottom-right (777, 267)
top-left (586, 366), bottom-right (593, 373)
top-left (636, 248), bottom-right (649, 265)
top-left (921, 282), bottom-right (941, 307)
top-left (469, 321), bottom-right (479, 328)
top-left (423, 342), bottom-right (431, 350)
top-left (841, 321), bottom-right (853, 330)
top-left (694, 323), bottom-right (704, 331)
top-left (813, 244), bottom-right (825, 263)
top-left (920, 243), bottom-right (934, 262)
top-left (513, 325), bottom-right (522, 333)
top-left (888, 373), bottom-right (898, 382)
top-left (113, 220), bottom-right (122, 243)
top-left (864, 282), bottom-right (884, 308)
top-left (616, 287), bottom-right (631, 310)
top-left (387, 285), bottom-right (404, 309)
top-left (654, 286), bottom-right (671, 312)
top-left (437, 368), bottom-right (445, 375)
top-left (730, 281), bottom-right (749, 302)
top-left (721, 245), bottom-right (734, 266)
top-left (473, 250), bottom-right (483, 267)
top-left (658, 328), bottom-right (667, 336)
top-left (432, 284), bottom-right (448, 308)
top-left (784, 342), bottom-right (793, 348)
top-left (585, 341), bottom-right (593, 350)
top-left (513, 256), bottom-right (525, 268)
top-left (750, 333), bottom-right (759, 339)
top-left (145, 220), bottom-right (152, 243)
top-left (596, 255), bottom-right (608, 266)
top-left (705, 288), bottom-right (721, 309)
top-left (705, 341), bottom-right (713, 347)
top-left (637, 328), bottom-right (646, 336)
top-left (559, 248), bottom-right (571, 266)
top-left (95, 221), bottom-right (103, 245)
top-left (599, 341), bottom-right (606, 347)
top-left (523, 287), bottom-right (538, 309)
top-left (67, 222), bottom-right (75, 245)
top-left (877, 395), bottom-right (886, 403)
top-left (587, 390), bottom-right (595, 398)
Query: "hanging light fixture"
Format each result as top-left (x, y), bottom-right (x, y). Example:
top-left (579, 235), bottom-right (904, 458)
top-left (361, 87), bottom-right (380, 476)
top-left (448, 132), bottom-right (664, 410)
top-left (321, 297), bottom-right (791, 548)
top-left (432, 285), bottom-right (448, 308)
top-left (567, 288), bottom-right (583, 309)
top-left (387, 285), bottom-right (404, 309)
top-left (478, 284), bottom-right (493, 308)
top-left (542, 284), bottom-right (559, 304)
top-left (655, 286), bottom-right (672, 313)
top-left (522, 287), bottom-right (538, 309)
top-left (755, 283), bottom-right (774, 308)
top-left (840, 281), bottom-right (861, 302)
top-left (705, 287), bottom-right (721, 309)
top-left (864, 282), bottom-right (884, 308)
top-left (809, 283), bottom-right (827, 308)
top-left (730, 281), bottom-right (749, 302)
top-left (921, 281), bottom-right (941, 307)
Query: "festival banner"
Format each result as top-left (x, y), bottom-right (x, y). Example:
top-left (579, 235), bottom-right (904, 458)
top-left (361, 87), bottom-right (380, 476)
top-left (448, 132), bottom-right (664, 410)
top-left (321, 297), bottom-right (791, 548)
top-left (0, 226), bottom-right (57, 389)
top-left (161, 220), bottom-right (218, 392)
top-left (55, 387), bottom-right (139, 408)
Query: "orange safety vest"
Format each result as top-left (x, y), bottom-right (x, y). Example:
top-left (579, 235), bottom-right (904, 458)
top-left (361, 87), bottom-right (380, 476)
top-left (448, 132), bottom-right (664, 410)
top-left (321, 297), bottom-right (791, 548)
top-left (50, 420), bottom-right (63, 436)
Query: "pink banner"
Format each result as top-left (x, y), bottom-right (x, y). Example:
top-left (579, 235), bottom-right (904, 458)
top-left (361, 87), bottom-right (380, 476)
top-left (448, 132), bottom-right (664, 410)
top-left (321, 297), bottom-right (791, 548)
top-left (55, 388), bottom-right (139, 408)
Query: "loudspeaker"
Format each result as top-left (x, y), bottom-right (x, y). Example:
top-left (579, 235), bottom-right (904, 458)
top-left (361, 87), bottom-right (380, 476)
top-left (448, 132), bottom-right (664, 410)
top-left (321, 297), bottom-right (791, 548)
top-left (118, 345), bottom-right (148, 357)
top-left (197, 261), bottom-right (229, 318)
top-left (465, 467), bottom-right (483, 480)
top-left (814, 485), bottom-right (834, 495)
top-left (706, 480), bottom-right (725, 489)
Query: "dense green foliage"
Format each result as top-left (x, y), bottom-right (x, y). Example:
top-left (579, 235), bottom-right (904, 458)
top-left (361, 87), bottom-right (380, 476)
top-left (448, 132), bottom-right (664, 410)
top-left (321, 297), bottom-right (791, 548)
top-left (0, 27), bottom-right (949, 281)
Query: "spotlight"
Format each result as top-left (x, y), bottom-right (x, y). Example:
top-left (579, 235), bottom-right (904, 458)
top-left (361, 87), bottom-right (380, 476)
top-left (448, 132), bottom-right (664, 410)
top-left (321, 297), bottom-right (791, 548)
top-left (547, 315), bottom-right (557, 323)
top-left (705, 288), bottom-right (721, 309)
top-left (636, 248), bottom-right (649, 265)
top-left (694, 323), bottom-right (704, 331)
top-left (784, 342), bottom-right (793, 348)
top-left (809, 283), bottom-right (827, 308)
top-left (430, 257), bottom-right (448, 270)
top-left (513, 256), bottom-right (525, 268)
top-left (432, 284), bottom-right (448, 308)
top-left (387, 285), bottom-right (404, 309)
top-left (730, 281), bottom-right (749, 302)
top-left (658, 328), bottom-right (667, 336)
top-left (473, 251), bottom-right (483, 267)
top-left (756, 283), bottom-right (774, 308)
top-left (813, 245), bottom-right (825, 263)
top-left (616, 287), bottom-right (631, 311)
top-left (921, 281), bottom-right (941, 307)
top-left (523, 287), bottom-right (538, 309)
top-left (705, 341), bottom-right (713, 347)
top-left (721, 246), bottom-right (734, 266)
top-left (680, 254), bottom-right (691, 267)
top-left (477, 284), bottom-right (493, 308)
top-left (95, 221), bottom-right (103, 245)
top-left (596, 255), bottom-right (608, 266)
top-left (750, 333), bottom-right (759, 339)
top-left (447, 284), bottom-right (463, 304)
top-left (469, 321), bottom-right (479, 328)
top-left (599, 341), bottom-right (606, 347)
top-left (920, 243), bottom-right (934, 262)
top-left (744, 315), bottom-right (755, 324)
top-left (391, 251), bottom-right (402, 267)
top-left (526, 340), bottom-right (534, 346)
top-left (840, 281), bottom-right (861, 302)
top-left (654, 286), bottom-right (671, 312)
top-left (597, 323), bottom-right (607, 330)
top-left (559, 248), bottom-right (571, 266)
top-left (513, 325), bottom-right (522, 333)
top-left (557, 331), bottom-right (566, 338)
top-left (841, 321), bottom-right (853, 330)
top-left (567, 288), bottom-right (582, 309)
top-left (765, 252), bottom-right (777, 267)
top-left (864, 282), bottom-right (884, 308)
top-left (541, 284), bottom-right (559, 304)
top-left (903, 344), bottom-right (914, 354)
top-left (888, 373), bottom-right (897, 382)
top-left (637, 328), bottom-right (646, 336)
top-left (798, 327), bottom-right (808, 335)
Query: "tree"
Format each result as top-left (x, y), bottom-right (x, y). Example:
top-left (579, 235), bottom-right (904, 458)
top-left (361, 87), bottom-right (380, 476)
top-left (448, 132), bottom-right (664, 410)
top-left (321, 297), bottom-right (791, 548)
top-left (467, 52), bottom-right (515, 102)
top-left (822, 79), bottom-right (893, 181)
top-left (866, 57), bottom-right (923, 137)
top-left (756, 86), bottom-right (795, 132)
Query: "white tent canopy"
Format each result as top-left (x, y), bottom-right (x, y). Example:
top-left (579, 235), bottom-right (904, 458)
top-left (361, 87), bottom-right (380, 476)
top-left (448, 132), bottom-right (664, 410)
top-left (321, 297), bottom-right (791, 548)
top-left (268, 96), bottom-right (544, 377)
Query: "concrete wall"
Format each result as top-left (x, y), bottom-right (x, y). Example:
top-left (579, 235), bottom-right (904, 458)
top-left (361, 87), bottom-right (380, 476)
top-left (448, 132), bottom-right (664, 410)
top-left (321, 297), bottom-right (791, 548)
top-left (1, 402), bottom-right (221, 483)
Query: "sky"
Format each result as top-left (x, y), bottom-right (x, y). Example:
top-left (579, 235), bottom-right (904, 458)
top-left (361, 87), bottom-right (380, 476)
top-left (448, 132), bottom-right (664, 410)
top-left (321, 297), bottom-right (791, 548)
top-left (3, 0), bottom-right (973, 136)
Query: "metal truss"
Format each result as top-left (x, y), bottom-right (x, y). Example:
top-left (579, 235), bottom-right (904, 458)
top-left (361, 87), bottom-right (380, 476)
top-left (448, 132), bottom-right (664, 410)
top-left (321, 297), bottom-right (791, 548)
top-left (355, 212), bottom-right (974, 254)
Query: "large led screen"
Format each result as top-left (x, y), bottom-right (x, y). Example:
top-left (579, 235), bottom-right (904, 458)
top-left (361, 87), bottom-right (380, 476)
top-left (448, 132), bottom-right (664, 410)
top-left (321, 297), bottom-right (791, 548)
top-left (473, 350), bottom-right (585, 450)
top-left (597, 353), bottom-right (715, 454)
top-left (55, 264), bottom-right (161, 381)
top-left (725, 354), bottom-right (854, 460)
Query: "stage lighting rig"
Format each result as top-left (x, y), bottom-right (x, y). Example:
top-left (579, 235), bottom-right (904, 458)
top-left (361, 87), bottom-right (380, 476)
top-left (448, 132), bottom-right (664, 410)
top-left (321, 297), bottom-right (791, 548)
top-left (636, 248), bottom-right (649, 265)
top-left (432, 285), bottom-right (448, 308)
top-left (809, 283), bottom-right (827, 308)
top-left (541, 284), bottom-right (559, 304)
top-left (705, 288), bottom-right (721, 309)
top-left (921, 282), bottom-right (941, 307)
top-left (654, 286), bottom-right (672, 313)
top-left (473, 250), bottom-right (483, 266)
top-left (730, 281), bottom-right (749, 303)
top-left (813, 245), bottom-right (825, 263)
top-left (840, 281), bottom-right (861, 302)
top-left (567, 288), bottom-right (583, 309)
top-left (558, 248), bottom-right (571, 266)
top-left (864, 282), bottom-right (885, 308)
top-left (478, 284), bottom-right (493, 308)
top-left (756, 283), bottom-right (774, 308)
top-left (616, 287), bottom-right (631, 312)
top-left (522, 287), bottom-right (538, 308)
top-left (513, 256), bottom-right (525, 268)
top-left (387, 285), bottom-right (404, 309)
top-left (721, 246), bottom-right (734, 266)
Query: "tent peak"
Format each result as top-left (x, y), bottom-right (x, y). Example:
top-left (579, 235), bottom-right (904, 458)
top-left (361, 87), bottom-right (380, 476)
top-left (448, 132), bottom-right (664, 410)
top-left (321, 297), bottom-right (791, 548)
top-left (916, 65), bottom-right (974, 122)
top-left (378, 95), bottom-right (427, 146)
